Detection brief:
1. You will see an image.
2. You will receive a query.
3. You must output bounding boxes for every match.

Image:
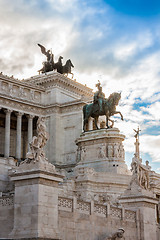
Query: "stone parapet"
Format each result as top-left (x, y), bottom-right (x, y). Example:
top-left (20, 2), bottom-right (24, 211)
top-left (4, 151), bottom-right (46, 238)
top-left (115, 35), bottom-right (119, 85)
top-left (9, 161), bottom-right (64, 240)
top-left (119, 189), bottom-right (158, 240)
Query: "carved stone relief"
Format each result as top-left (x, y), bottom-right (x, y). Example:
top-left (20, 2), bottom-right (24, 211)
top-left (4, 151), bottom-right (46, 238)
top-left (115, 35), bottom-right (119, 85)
top-left (98, 144), bottom-right (106, 159)
top-left (107, 143), bottom-right (124, 159)
top-left (107, 144), bottom-right (113, 158)
top-left (0, 77), bottom-right (42, 104)
top-left (81, 146), bottom-right (86, 162)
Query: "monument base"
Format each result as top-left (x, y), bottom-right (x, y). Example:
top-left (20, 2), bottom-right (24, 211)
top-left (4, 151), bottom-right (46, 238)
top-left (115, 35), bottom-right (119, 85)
top-left (9, 160), bottom-right (63, 240)
top-left (76, 128), bottom-right (130, 174)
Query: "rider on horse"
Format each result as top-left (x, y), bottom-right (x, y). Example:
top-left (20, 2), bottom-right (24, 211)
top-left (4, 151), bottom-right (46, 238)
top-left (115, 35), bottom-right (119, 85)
top-left (94, 81), bottom-right (105, 114)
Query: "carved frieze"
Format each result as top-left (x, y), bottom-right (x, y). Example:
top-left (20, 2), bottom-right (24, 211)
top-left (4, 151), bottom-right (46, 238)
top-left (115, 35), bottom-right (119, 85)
top-left (0, 77), bottom-right (43, 104)
top-left (98, 144), bottom-right (106, 159)
top-left (107, 143), bottom-right (125, 159)
top-left (0, 97), bottom-right (43, 115)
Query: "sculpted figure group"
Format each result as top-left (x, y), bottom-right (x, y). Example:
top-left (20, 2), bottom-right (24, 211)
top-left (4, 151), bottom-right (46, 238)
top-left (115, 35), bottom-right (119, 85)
top-left (38, 43), bottom-right (74, 78)
top-left (131, 128), bottom-right (150, 190)
top-left (26, 117), bottom-right (49, 162)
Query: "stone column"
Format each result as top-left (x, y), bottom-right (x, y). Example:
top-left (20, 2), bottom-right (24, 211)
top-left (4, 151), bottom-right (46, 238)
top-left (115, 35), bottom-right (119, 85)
top-left (27, 114), bottom-right (34, 151)
top-left (88, 118), bottom-right (93, 131)
top-left (97, 119), bottom-right (100, 129)
top-left (9, 161), bottom-right (63, 239)
top-left (16, 112), bottom-right (23, 160)
top-left (4, 109), bottom-right (12, 158)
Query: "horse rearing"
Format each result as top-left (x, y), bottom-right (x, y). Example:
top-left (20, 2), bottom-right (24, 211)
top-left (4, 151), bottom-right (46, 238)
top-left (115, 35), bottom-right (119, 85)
top-left (83, 92), bottom-right (123, 131)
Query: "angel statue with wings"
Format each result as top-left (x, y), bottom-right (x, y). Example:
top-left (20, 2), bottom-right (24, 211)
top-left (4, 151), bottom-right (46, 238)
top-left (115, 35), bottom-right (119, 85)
top-left (38, 43), bottom-right (74, 77)
top-left (38, 43), bottom-right (55, 73)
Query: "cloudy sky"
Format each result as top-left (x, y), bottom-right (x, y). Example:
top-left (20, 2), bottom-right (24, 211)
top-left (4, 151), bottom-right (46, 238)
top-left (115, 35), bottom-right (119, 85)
top-left (0, 0), bottom-right (160, 172)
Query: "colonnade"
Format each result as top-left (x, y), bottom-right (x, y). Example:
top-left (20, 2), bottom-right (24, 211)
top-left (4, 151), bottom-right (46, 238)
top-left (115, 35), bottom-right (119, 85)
top-left (1, 108), bottom-right (35, 160)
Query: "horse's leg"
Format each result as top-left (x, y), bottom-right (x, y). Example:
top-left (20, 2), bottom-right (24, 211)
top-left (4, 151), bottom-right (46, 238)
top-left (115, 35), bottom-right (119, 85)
top-left (83, 119), bottom-right (86, 132)
top-left (71, 73), bottom-right (74, 79)
top-left (108, 118), bottom-right (114, 128)
top-left (112, 111), bottom-right (123, 120)
top-left (106, 116), bottom-right (109, 128)
top-left (83, 119), bottom-right (89, 132)
top-left (94, 117), bottom-right (99, 129)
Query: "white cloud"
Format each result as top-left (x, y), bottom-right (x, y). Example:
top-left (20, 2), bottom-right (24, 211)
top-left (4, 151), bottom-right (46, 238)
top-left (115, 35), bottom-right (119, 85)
top-left (0, 0), bottom-right (160, 171)
top-left (113, 31), bottom-right (153, 60)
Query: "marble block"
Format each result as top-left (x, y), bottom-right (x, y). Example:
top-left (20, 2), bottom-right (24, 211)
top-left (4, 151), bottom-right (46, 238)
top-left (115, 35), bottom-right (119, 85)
top-left (75, 128), bottom-right (130, 174)
top-left (9, 160), bottom-right (64, 240)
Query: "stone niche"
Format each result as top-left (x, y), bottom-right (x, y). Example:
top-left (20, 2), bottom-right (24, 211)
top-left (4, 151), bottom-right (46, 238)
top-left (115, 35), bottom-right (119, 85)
top-left (76, 128), bottom-right (130, 174)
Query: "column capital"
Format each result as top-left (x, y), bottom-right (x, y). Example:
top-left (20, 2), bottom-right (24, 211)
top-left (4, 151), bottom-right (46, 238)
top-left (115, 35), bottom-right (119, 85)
top-left (27, 114), bottom-right (35, 120)
top-left (15, 111), bottom-right (24, 117)
top-left (4, 109), bottom-right (12, 114)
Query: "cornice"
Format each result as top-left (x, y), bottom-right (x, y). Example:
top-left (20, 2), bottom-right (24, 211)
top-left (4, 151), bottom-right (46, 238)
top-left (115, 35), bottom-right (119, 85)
top-left (0, 73), bottom-right (45, 91)
top-left (24, 72), bottom-right (93, 98)
top-left (0, 96), bottom-right (85, 115)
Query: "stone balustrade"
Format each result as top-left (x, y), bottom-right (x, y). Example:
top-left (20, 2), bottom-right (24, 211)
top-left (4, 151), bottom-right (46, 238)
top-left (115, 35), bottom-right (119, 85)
top-left (58, 196), bottom-right (136, 222)
top-left (0, 196), bottom-right (14, 206)
top-left (0, 75), bottom-right (44, 104)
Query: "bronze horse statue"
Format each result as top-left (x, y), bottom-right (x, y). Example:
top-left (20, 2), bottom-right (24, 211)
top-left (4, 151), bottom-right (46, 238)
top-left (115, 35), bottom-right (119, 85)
top-left (83, 92), bottom-right (123, 131)
top-left (62, 59), bottom-right (74, 78)
top-left (38, 44), bottom-right (74, 76)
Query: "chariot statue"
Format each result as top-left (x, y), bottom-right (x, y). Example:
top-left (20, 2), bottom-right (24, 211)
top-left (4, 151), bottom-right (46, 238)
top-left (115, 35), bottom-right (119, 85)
top-left (38, 43), bottom-right (74, 78)
top-left (83, 81), bottom-right (123, 131)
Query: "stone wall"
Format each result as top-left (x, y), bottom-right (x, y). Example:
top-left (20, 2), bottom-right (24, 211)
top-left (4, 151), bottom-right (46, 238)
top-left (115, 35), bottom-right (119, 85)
top-left (58, 196), bottom-right (137, 240)
top-left (0, 195), bottom-right (138, 240)
top-left (0, 196), bottom-right (14, 238)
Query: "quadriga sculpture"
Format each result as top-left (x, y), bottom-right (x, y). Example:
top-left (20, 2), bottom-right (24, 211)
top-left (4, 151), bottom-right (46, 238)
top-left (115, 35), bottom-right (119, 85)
top-left (37, 43), bottom-right (74, 78)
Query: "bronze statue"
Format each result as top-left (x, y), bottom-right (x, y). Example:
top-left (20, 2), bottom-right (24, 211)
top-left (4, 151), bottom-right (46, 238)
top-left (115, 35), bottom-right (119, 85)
top-left (83, 82), bottom-right (123, 131)
top-left (133, 127), bottom-right (141, 139)
top-left (38, 43), bottom-right (54, 73)
top-left (37, 43), bottom-right (74, 77)
top-left (94, 80), bottom-right (105, 114)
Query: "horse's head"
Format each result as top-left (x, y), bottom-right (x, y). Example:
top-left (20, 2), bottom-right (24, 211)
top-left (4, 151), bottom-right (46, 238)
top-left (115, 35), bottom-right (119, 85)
top-left (58, 56), bottom-right (63, 62)
top-left (113, 92), bottom-right (121, 105)
top-left (108, 92), bottom-right (121, 107)
top-left (66, 59), bottom-right (74, 68)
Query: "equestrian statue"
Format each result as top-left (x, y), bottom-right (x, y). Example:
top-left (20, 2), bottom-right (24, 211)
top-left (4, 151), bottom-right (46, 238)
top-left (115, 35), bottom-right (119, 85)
top-left (83, 81), bottom-right (123, 131)
top-left (37, 43), bottom-right (74, 78)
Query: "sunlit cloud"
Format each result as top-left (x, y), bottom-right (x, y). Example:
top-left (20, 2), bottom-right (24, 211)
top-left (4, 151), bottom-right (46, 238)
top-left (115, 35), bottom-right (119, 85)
top-left (0, 0), bottom-right (160, 171)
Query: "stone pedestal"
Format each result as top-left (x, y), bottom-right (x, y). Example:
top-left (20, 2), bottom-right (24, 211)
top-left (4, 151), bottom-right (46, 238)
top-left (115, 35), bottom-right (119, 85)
top-left (9, 160), bottom-right (63, 240)
top-left (119, 184), bottom-right (158, 240)
top-left (76, 128), bottom-right (130, 174)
